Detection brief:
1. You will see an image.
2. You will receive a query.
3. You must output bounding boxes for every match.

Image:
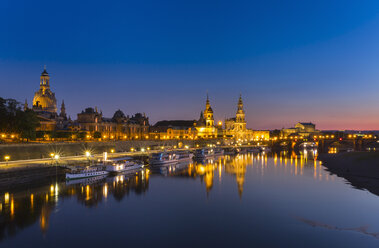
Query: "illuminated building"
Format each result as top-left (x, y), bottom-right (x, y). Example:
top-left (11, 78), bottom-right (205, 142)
top-left (196, 94), bottom-right (218, 138)
top-left (224, 95), bottom-right (269, 141)
top-left (150, 120), bottom-right (197, 139)
top-left (76, 108), bottom-right (149, 139)
top-left (29, 67), bottom-right (68, 131)
top-left (281, 122), bottom-right (320, 137)
top-left (33, 67), bottom-right (57, 113)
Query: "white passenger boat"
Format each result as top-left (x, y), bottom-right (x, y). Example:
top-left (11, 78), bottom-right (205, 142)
top-left (150, 152), bottom-right (178, 165)
top-left (104, 157), bottom-right (144, 174)
top-left (66, 166), bottom-right (108, 180)
top-left (65, 175), bottom-right (107, 185)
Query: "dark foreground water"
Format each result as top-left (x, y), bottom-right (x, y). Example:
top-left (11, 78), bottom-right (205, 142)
top-left (1, 152), bottom-right (379, 248)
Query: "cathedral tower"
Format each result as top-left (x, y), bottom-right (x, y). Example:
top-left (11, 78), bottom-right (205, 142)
top-left (203, 94), bottom-right (214, 127)
top-left (235, 94), bottom-right (246, 131)
top-left (60, 100), bottom-right (67, 118)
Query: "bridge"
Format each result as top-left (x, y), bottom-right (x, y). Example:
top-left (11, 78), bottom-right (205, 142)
top-left (267, 134), bottom-right (378, 152)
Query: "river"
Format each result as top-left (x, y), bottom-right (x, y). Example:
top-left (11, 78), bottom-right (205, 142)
top-left (1, 151), bottom-right (379, 247)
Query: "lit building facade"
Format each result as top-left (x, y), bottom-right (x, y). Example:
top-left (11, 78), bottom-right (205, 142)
top-left (76, 108), bottom-right (150, 140)
top-left (281, 122), bottom-right (320, 138)
top-left (30, 67), bottom-right (68, 131)
top-left (150, 120), bottom-right (197, 140)
top-left (196, 95), bottom-right (218, 139)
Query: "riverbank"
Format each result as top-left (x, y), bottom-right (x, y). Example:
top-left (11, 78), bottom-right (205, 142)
top-left (0, 164), bottom-right (68, 192)
top-left (0, 140), bottom-right (201, 161)
top-left (319, 151), bottom-right (379, 197)
top-left (319, 151), bottom-right (379, 179)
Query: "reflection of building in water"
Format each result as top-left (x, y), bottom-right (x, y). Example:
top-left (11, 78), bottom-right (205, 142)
top-left (224, 155), bottom-right (250, 198)
top-left (195, 162), bottom-right (216, 193)
top-left (0, 169), bottom-right (150, 241)
top-left (171, 159), bottom-right (220, 194)
top-left (39, 205), bottom-right (52, 234)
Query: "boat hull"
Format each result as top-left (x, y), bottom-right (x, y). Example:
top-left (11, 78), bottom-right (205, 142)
top-left (150, 159), bottom-right (178, 165)
top-left (66, 171), bottom-right (109, 180)
top-left (106, 164), bottom-right (144, 174)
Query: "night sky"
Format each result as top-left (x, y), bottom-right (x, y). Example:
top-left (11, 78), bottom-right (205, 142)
top-left (2, 0), bottom-right (379, 130)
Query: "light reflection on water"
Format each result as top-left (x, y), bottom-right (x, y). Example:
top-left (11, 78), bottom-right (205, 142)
top-left (0, 151), bottom-right (379, 247)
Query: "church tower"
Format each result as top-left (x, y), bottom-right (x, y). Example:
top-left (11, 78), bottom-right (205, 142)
top-left (235, 94), bottom-right (246, 131)
top-left (203, 94), bottom-right (214, 127)
top-left (33, 66), bottom-right (57, 113)
top-left (24, 99), bottom-right (28, 111)
top-left (60, 100), bottom-right (67, 118)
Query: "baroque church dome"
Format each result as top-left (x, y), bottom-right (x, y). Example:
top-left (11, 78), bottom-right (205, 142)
top-left (32, 68), bottom-right (57, 113)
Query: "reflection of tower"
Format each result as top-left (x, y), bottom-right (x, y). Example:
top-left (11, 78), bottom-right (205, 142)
top-left (195, 163), bottom-right (215, 195)
top-left (39, 204), bottom-right (52, 234)
top-left (204, 170), bottom-right (214, 194)
top-left (204, 94), bottom-right (214, 127)
top-left (225, 156), bottom-right (247, 198)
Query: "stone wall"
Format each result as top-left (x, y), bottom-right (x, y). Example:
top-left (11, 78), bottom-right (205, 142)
top-left (0, 139), bottom-right (219, 161)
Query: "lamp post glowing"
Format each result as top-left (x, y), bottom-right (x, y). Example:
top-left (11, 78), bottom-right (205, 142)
top-left (4, 155), bottom-right (10, 166)
top-left (53, 154), bottom-right (59, 165)
top-left (85, 151), bottom-right (91, 165)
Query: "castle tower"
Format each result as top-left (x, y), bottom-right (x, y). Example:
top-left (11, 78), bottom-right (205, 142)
top-left (32, 66), bottom-right (57, 113)
top-left (203, 94), bottom-right (214, 127)
top-left (235, 94), bottom-right (246, 131)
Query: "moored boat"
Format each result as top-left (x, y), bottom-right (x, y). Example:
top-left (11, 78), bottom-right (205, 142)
top-left (246, 147), bottom-right (260, 153)
top-left (104, 157), bottom-right (144, 174)
top-left (150, 151), bottom-right (178, 165)
top-left (66, 166), bottom-right (108, 180)
top-left (194, 148), bottom-right (216, 159)
top-left (175, 150), bottom-right (194, 161)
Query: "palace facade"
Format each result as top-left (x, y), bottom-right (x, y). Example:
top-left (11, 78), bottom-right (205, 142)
top-left (75, 108), bottom-right (150, 140)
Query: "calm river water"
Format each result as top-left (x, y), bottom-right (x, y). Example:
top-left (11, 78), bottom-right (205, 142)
top-left (1, 151), bottom-right (379, 247)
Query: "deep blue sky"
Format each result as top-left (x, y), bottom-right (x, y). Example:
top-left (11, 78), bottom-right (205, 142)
top-left (1, 0), bottom-right (379, 130)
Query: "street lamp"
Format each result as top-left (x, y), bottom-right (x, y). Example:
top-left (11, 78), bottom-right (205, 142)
top-left (54, 154), bottom-right (60, 165)
top-left (85, 151), bottom-right (91, 165)
top-left (4, 155), bottom-right (10, 165)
